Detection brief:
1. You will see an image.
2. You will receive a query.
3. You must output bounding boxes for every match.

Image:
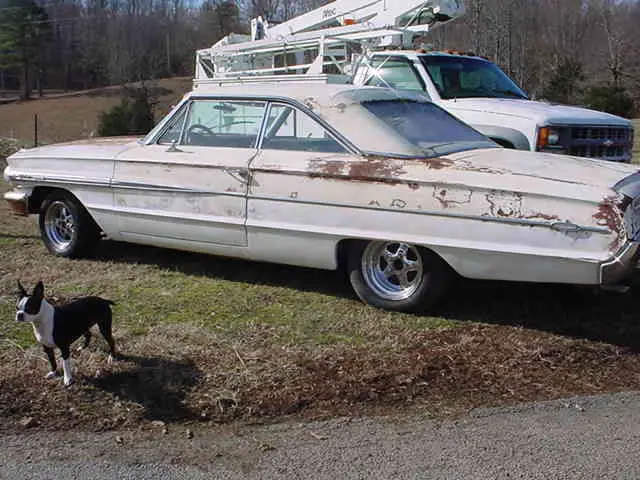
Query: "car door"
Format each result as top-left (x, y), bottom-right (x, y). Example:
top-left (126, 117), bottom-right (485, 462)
top-left (113, 98), bottom-right (267, 248)
top-left (247, 101), bottom-right (356, 268)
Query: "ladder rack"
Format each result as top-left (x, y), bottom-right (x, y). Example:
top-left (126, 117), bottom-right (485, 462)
top-left (194, 0), bottom-right (465, 85)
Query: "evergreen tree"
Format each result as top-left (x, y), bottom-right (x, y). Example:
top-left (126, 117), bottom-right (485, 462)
top-left (0, 0), bottom-right (51, 99)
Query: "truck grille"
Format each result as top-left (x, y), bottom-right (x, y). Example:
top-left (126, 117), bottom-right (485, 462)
top-left (568, 126), bottom-right (633, 162)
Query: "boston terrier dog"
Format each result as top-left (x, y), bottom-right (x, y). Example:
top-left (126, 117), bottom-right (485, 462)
top-left (15, 280), bottom-right (117, 386)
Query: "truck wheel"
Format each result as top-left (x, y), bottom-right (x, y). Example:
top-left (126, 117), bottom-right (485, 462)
top-left (347, 240), bottom-right (452, 313)
top-left (39, 191), bottom-right (100, 258)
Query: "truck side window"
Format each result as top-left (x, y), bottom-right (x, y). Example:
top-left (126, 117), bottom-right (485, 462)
top-left (363, 57), bottom-right (425, 92)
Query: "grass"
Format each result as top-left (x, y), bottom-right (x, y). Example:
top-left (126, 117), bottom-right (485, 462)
top-left (0, 94), bottom-right (640, 432)
top-left (0, 78), bottom-right (192, 145)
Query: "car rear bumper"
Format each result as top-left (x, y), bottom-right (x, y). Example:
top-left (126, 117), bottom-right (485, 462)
top-left (600, 241), bottom-right (640, 285)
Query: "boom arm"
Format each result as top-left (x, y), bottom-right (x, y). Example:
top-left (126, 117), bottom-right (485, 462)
top-left (195, 0), bottom-right (465, 82)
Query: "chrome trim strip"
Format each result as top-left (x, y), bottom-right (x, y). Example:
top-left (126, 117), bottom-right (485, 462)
top-left (92, 205), bottom-right (246, 226)
top-left (7, 174), bottom-right (110, 188)
top-left (112, 180), bottom-right (245, 197)
top-left (248, 193), bottom-right (612, 234)
top-left (7, 172), bottom-right (613, 234)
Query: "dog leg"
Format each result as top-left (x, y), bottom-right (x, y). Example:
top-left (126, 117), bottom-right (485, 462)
top-left (43, 346), bottom-right (59, 379)
top-left (98, 315), bottom-right (117, 363)
top-left (60, 346), bottom-right (74, 386)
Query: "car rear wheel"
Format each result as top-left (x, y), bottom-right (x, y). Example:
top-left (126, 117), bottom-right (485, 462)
top-left (347, 240), bottom-right (452, 312)
top-left (39, 191), bottom-right (100, 258)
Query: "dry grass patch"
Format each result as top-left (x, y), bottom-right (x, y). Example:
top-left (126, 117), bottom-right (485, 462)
top-left (2, 131), bottom-right (640, 432)
top-left (0, 78), bottom-right (192, 145)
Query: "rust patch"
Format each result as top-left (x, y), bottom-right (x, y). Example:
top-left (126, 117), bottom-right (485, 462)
top-left (434, 187), bottom-right (472, 209)
top-left (486, 191), bottom-right (523, 218)
top-left (308, 159), bottom-right (346, 176)
top-left (456, 160), bottom-right (507, 175)
top-left (593, 196), bottom-right (624, 250)
top-left (307, 157), bottom-right (405, 185)
top-left (348, 159), bottom-right (405, 180)
top-left (419, 157), bottom-right (455, 170)
top-left (523, 212), bottom-right (561, 221)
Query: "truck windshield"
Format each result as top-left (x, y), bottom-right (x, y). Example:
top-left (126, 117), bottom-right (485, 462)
top-left (360, 99), bottom-right (497, 157)
top-left (420, 55), bottom-right (528, 100)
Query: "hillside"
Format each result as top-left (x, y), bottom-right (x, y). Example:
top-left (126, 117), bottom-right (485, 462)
top-left (0, 78), bottom-right (192, 146)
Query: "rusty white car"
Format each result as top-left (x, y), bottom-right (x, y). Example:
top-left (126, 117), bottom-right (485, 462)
top-left (4, 84), bottom-right (640, 312)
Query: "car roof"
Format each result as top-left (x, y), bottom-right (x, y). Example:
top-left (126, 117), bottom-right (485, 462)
top-left (147, 83), bottom-right (433, 157)
top-left (187, 83), bottom-right (418, 107)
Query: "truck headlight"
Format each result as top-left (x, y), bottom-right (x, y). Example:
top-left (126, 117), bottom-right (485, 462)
top-left (537, 127), bottom-right (561, 150)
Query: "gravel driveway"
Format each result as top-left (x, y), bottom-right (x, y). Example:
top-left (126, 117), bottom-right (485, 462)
top-left (1, 391), bottom-right (639, 479)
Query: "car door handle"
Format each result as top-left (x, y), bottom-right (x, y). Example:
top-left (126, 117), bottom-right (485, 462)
top-left (225, 168), bottom-right (250, 185)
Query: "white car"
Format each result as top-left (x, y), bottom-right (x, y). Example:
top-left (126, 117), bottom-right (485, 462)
top-left (4, 84), bottom-right (640, 312)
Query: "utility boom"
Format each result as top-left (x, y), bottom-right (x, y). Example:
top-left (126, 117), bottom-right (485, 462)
top-left (195, 0), bottom-right (465, 82)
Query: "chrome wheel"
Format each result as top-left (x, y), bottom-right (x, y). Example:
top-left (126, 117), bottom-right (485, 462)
top-left (360, 241), bottom-right (424, 301)
top-left (44, 200), bottom-right (76, 252)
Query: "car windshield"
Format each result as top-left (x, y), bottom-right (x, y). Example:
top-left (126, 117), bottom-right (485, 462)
top-left (420, 55), bottom-right (528, 100)
top-left (360, 99), bottom-right (497, 157)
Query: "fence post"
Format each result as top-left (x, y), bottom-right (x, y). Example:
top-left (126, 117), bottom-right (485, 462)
top-left (34, 113), bottom-right (38, 147)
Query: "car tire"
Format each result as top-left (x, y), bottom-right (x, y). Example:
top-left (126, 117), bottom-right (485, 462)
top-left (347, 240), bottom-right (452, 313)
top-left (39, 191), bottom-right (100, 258)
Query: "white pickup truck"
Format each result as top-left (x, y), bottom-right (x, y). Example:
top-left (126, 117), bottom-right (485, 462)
top-left (193, 0), bottom-right (634, 163)
top-left (352, 51), bottom-right (635, 162)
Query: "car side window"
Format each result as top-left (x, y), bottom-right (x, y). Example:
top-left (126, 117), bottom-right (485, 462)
top-left (262, 104), bottom-right (347, 153)
top-left (157, 104), bottom-right (188, 145)
top-left (181, 100), bottom-right (267, 148)
top-left (364, 57), bottom-right (425, 91)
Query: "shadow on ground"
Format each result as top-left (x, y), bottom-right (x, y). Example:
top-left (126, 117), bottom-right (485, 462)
top-left (91, 353), bottom-right (203, 423)
top-left (436, 278), bottom-right (640, 351)
top-left (93, 240), bottom-right (640, 350)
top-left (95, 240), bottom-right (354, 300)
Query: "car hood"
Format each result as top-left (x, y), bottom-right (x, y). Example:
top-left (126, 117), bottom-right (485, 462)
top-left (8, 137), bottom-right (141, 161)
top-left (442, 98), bottom-right (632, 126)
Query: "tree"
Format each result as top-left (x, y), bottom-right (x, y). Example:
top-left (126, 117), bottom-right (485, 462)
top-left (97, 85), bottom-right (156, 136)
top-left (583, 84), bottom-right (635, 118)
top-left (0, 0), bottom-right (51, 99)
top-left (542, 57), bottom-right (585, 104)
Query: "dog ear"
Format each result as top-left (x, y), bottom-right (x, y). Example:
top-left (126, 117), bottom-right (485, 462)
top-left (17, 280), bottom-right (28, 298)
top-left (33, 281), bottom-right (45, 299)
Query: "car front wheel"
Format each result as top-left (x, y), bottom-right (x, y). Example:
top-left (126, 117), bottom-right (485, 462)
top-left (39, 191), bottom-right (100, 258)
top-left (347, 240), bottom-right (452, 313)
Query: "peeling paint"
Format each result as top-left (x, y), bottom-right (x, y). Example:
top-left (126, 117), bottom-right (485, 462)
top-left (434, 186), bottom-right (472, 209)
top-left (455, 160), bottom-right (507, 175)
top-left (348, 159), bottom-right (405, 180)
top-left (593, 196), bottom-right (624, 249)
top-left (593, 197), bottom-right (623, 233)
top-left (307, 157), bottom-right (405, 184)
top-left (523, 212), bottom-right (561, 221)
top-left (418, 157), bottom-right (454, 170)
top-left (486, 191), bottom-right (523, 218)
